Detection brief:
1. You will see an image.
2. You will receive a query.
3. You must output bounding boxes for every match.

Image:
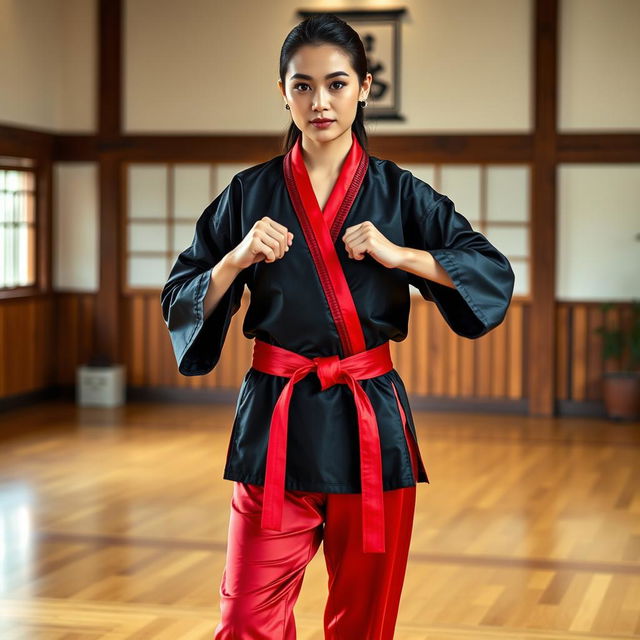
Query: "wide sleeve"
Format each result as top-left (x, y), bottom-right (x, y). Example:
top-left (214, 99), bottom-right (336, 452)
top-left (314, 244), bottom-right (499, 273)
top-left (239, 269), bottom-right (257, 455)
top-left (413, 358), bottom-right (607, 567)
top-left (402, 175), bottom-right (515, 338)
top-left (160, 175), bottom-right (247, 376)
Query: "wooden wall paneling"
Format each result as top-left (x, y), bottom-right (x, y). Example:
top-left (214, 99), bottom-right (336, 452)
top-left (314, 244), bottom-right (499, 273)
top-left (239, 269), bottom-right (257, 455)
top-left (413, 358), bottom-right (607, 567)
top-left (476, 333), bottom-right (492, 398)
top-left (205, 349), bottom-right (219, 390)
top-left (620, 303), bottom-right (635, 372)
top-left (602, 306), bottom-right (620, 376)
top-left (408, 311), bottom-right (419, 393)
top-left (396, 309), bottom-right (414, 392)
top-left (491, 320), bottom-right (508, 398)
top-left (17, 301), bottom-right (31, 394)
top-left (26, 299), bottom-right (38, 391)
top-left (79, 295), bottom-right (95, 363)
top-left (145, 296), bottom-right (162, 388)
top-left (159, 295), bottom-right (176, 388)
top-left (586, 304), bottom-right (604, 401)
top-left (216, 301), bottom-right (245, 390)
top-left (388, 337), bottom-right (399, 388)
top-left (163, 297), bottom-right (179, 388)
top-left (445, 326), bottom-right (460, 397)
top-left (215, 339), bottom-right (230, 389)
top-left (59, 295), bottom-right (79, 386)
top-left (4, 303), bottom-right (19, 395)
top-left (555, 304), bottom-right (569, 401)
top-left (11, 302), bottom-right (25, 395)
top-left (507, 303), bottom-right (523, 400)
top-left (225, 301), bottom-right (239, 389)
top-left (225, 306), bottom-right (242, 390)
top-left (388, 324), bottom-right (402, 387)
top-left (227, 316), bottom-right (243, 391)
top-left (436, 309), bottom-right (451, 396)
top-left (522, 304), bottom-right (531, 403)
top-left (571, 305), bottom-right (588, 402)
top-left (54, 294), bottom-right (97, 386)
top-left (427, 307), bottom-right (443, 396)
top-left (459, 332), bottom-right (475, 398)
top-left (127, 295), bottom-right (146, 386)
top-left (412, 298), bottom-right (429, 397)
top-left (241, 302), bottom-right (254, 383)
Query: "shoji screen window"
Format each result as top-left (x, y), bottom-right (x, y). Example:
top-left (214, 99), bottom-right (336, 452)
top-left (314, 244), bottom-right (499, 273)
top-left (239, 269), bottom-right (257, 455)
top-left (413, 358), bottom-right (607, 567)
top-left (0, 161), bottom-right (36, 291)
top-left (397, 163), bottom-right (531, 299)
top-left (484, 166), bottom-right (530, 299)
top-left (125, 163), bottom-right (252, 290)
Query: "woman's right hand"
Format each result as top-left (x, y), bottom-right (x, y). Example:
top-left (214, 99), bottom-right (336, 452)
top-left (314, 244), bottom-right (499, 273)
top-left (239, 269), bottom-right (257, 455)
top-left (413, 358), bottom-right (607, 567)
top-left (228, 216), bottom-right (294, 270)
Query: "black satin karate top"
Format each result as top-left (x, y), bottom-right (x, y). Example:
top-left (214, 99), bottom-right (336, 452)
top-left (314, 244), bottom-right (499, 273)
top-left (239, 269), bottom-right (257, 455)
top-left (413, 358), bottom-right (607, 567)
top-left (160, 149), bottom-right (515, 493)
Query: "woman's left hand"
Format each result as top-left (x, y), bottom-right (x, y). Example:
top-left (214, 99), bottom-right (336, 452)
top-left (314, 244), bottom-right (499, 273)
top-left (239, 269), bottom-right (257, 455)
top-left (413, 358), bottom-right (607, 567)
top-left (342, 221), bottom-right (404, 269)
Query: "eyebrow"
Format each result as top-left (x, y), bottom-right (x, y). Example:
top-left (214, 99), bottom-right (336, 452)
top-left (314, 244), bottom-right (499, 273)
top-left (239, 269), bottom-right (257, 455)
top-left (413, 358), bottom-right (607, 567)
top-left (289, 71), bottom-right (350, 80)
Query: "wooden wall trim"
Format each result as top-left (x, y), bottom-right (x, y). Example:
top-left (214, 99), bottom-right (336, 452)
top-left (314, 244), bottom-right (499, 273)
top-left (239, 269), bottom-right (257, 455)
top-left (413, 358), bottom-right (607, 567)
top-left (0, 123), bottom-right (52, 158)
top-left (48, 131), bottom-right (640, 165)
top-left (557, 134), bottom-right (640, 162)
top-left (53, 133), bottom-right (535, 163)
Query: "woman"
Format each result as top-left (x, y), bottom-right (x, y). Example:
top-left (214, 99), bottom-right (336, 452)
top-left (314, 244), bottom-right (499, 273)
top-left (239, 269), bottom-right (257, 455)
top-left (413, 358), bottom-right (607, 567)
top-left (161, 13), bottom-right (515, 640)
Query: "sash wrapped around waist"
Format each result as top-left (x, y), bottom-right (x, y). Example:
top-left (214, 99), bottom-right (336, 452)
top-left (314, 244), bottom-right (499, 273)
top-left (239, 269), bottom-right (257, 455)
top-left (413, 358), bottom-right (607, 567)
top-left (250, 337), bottom-right (394, 553)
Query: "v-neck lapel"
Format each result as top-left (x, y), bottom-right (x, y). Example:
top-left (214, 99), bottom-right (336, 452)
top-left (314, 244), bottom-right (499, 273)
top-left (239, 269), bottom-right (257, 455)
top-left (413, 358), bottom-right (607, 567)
top-left (283, 132), bottom-right (370, 356)
top-left (290, 132), bottom-right (367, 242)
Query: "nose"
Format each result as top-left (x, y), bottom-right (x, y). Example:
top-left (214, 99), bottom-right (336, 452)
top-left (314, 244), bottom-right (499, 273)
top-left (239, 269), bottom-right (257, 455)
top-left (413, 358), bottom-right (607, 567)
top-left (311, 86), bottom-right (330, 111)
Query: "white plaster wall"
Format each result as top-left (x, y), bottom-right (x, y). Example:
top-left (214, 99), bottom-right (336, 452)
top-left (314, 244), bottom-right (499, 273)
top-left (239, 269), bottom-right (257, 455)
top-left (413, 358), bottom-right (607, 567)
top-left (0, 0), bottom-right (96, 132)
top-left (557, 164), bottom-right (640, 300)
top-left (559, 0), bottom-right (640, 131)
top-left (124, 0), bottom-right (532, 133)
top-left (53, 163), bottom-right (99, 291)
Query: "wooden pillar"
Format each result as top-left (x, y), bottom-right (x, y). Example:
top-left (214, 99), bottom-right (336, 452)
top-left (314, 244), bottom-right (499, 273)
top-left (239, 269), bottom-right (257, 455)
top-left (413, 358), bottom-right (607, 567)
top-left (530, 0), bottom-right (558, 415)
top-left (95, 0), bottom-right (123, 363)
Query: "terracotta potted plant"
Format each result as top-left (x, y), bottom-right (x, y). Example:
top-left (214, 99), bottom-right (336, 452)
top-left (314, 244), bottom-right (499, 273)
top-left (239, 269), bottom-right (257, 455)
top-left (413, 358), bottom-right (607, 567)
top-left (595, 300), bottom-right (640, 420)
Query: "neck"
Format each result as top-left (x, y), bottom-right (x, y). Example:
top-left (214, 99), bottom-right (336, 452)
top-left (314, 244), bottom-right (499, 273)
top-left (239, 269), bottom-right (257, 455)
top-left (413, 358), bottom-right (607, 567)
top-left (300, 128), bottom-right (354, 175)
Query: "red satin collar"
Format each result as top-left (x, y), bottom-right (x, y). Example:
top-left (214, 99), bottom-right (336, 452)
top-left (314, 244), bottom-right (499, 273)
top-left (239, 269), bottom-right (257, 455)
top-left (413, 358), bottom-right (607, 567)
top-left (290, 131), bottom-right (364, 231)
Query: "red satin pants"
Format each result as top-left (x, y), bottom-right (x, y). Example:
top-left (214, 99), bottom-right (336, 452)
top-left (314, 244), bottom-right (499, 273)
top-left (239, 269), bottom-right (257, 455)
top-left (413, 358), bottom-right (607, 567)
top-left (213, 432), bottom-right (420, 639)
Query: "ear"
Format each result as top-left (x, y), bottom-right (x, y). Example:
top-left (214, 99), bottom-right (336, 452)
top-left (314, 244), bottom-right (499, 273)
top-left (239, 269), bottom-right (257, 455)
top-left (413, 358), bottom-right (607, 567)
top-left (361, 72), bottom-right (373, 99)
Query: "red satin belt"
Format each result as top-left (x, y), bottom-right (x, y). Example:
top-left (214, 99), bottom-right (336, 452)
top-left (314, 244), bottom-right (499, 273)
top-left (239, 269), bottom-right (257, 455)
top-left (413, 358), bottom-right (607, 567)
top-left (250, 338), bottom-right (394, 553)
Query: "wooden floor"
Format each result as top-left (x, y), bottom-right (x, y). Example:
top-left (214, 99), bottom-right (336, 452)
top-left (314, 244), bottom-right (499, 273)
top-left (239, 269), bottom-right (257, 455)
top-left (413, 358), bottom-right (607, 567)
top-left (0, 399), bottom-right (638, 639)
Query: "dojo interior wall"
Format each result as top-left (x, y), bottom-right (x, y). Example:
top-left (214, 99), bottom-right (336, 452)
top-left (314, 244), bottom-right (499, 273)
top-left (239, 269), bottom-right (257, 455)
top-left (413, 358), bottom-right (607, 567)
top-left (0, 0), bottom-right (638, 415)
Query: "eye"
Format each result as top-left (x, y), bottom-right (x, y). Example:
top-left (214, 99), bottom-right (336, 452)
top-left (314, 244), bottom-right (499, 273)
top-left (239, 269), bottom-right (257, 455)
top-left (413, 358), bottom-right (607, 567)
top-left (293, 81), bottom-right (347, 91)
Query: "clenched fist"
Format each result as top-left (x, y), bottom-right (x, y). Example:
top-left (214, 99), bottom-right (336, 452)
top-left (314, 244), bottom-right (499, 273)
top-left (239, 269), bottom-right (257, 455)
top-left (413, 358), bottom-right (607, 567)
top-left (229, 216), bottom-right (294, 269)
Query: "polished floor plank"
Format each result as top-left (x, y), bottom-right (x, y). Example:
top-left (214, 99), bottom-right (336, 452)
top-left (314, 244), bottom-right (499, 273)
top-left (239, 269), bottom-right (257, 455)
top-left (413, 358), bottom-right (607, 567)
top-left (0, 399), bottom-right (638, 638)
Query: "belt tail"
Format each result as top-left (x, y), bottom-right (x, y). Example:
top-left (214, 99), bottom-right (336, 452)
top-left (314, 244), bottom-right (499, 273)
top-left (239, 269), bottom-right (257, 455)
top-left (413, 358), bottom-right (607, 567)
top-left (349, 378), bottom-right (386, 553)
top-left (261, 374), bottom-right (299, 533)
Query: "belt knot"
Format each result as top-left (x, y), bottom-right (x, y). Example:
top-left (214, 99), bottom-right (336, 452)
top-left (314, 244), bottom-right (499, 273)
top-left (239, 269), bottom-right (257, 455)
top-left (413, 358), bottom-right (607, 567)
top-left (312, 354), bottom-right (344, 390)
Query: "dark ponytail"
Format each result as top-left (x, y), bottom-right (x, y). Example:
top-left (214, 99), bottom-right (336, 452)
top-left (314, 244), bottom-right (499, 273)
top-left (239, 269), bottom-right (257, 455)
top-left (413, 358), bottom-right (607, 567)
top-left (279, 14), bottom-right (370, 155)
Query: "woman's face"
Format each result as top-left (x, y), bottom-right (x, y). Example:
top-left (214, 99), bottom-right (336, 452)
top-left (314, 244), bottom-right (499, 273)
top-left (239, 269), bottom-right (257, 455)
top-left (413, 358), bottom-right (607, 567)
top-left (278, 44), bottom-right (372, 144)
